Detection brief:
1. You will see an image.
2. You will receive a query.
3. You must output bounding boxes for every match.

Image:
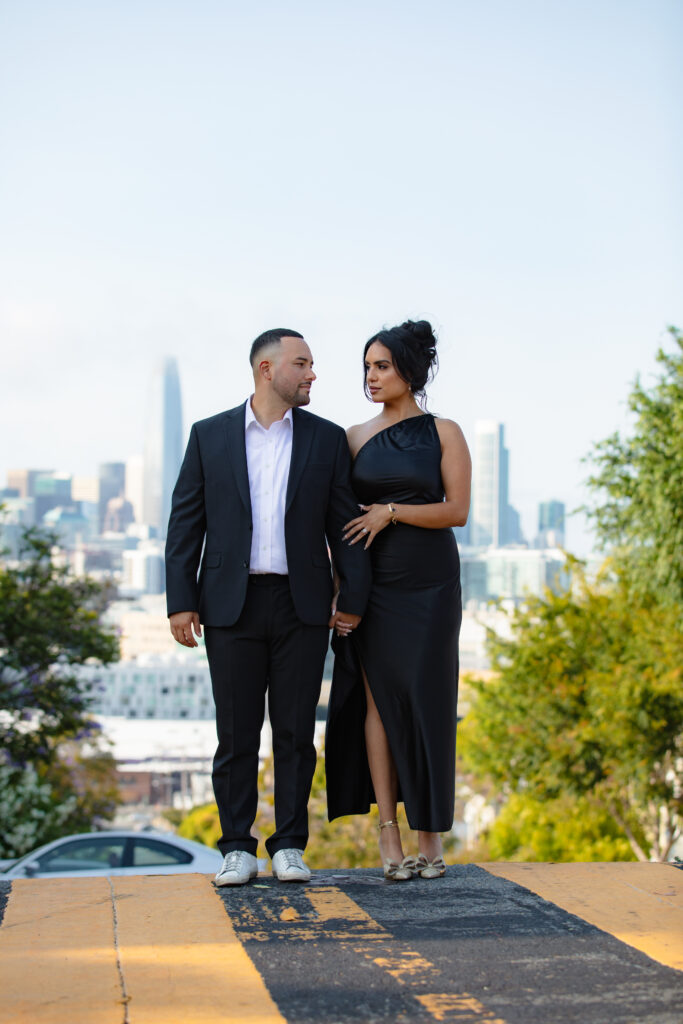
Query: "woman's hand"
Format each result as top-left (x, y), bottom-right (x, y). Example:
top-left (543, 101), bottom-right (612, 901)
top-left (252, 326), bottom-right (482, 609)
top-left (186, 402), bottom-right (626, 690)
top-left (329, 610), bottom-right (361, 637)
top-left (343, 504), bottom-right (392, 549)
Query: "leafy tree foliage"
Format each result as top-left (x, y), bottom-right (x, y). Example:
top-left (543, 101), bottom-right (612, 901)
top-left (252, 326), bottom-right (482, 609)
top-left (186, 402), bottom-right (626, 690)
top-left (585, 327), bottom-right (683, 605)
top-left (0, 527), bottom-right (120, 856)
top-left (0, 528), bottom-right (119, 766)
top-left (0, 762), bottom-right (78, 858)
top-left (462, 335), bottom-right (683, 864)
top-left (459, 562), bottom-right (682, 861)
top-left (178, 802), bottom-right (223, 850)
top-left (0, 744), bottom-right (120, 858)
top-left (475, 793), bottom-right (635, 863)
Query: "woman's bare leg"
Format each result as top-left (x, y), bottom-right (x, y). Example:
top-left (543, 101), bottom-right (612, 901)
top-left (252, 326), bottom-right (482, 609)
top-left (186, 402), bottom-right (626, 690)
top-left (418, 831), bottom-right (443, 861)
top-left (362, 669), bottom-right (404, 863)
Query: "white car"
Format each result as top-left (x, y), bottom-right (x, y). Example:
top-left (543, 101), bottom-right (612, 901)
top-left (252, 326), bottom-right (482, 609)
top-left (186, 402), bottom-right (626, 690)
top-left (0, 831), bottom-right (223, 879)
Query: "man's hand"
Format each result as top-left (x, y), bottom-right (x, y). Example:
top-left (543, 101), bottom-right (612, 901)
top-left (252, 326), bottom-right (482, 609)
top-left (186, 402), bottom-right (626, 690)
top-left (170, 611), bottom-right (202, 648)
top-left (328, 610), bottom-right (361, 638)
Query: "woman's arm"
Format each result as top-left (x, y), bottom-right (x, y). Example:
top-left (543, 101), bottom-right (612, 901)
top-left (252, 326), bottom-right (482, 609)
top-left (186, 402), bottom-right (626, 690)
top-left (343, 418), bottom-right (471, 548)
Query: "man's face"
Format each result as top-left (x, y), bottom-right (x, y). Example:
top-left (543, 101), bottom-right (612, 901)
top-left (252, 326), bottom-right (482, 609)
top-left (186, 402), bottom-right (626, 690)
top-left (270, 336), bottom-right (316, 407)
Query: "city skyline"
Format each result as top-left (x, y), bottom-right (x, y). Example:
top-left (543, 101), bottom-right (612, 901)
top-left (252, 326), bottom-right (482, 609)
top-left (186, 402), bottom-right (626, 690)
top-left (2, 395), bottom-right (568, 558)
top-left (1, 2), bottom-right (681, 557)
top-left (0, 355), bottom-right (651, 557)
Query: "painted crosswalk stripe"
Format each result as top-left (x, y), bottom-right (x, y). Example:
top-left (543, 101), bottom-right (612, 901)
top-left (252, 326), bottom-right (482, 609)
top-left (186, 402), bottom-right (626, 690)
top-left (0, 875), bottom-right (286, 1024)
top-left (481, 862), bottom-right (683, 971)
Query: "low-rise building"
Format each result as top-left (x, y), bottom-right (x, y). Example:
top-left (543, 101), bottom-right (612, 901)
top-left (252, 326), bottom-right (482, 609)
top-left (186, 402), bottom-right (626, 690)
top-left (460, 546), bottom-right (567, 606)
top-left (80, 651), bottom-right (213, 719)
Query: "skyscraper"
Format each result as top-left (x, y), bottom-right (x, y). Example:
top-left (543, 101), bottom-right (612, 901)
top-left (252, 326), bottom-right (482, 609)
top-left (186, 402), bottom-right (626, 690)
top-left (471, 421), bottom-right (523, 548)
top-left (125, 454), bottom-right (145, 525)
top-left (537, 500), bottom-right (565, 548)
top-left (471, 421), bottom-right (508, 547)
top-left (7, 469), bottom-right (52, 499)
top-left (34, 472), bottom-right (73, 523)
top-left (143, 357), bottom-right (183, 539)
top-left (98, 462), bottom-right (126, 532)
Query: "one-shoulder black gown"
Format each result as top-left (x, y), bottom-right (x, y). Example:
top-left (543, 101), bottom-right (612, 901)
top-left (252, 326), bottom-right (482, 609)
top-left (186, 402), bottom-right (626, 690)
top-left (326, 414), bottom-right (461, 832)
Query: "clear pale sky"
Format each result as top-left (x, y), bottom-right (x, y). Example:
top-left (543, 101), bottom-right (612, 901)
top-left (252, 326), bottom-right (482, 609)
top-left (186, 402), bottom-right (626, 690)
top-left (1, 0), bottom-right (681, 554)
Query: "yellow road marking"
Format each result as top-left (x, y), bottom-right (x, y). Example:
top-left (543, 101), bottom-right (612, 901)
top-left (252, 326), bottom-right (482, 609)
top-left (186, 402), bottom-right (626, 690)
top-left (373, 951), bottom-right (438, 983)
top-left (417, 992), bottom-right (506, 1023)
top-left (481, 862), bottom-right (683, 971)
top-left (305, 886), bottom-right (388, 924)
top-left (303, 887), bottom-right (507, 1022)
top-left (112, 874), bottom-right (285, 1023)
top-left (0, 878), bottom-right (122, 1024)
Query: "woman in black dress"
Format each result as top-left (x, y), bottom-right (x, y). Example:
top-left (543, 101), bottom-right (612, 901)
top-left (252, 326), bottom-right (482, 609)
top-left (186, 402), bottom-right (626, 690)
top-left (326, 320), bottom-right (471, 880)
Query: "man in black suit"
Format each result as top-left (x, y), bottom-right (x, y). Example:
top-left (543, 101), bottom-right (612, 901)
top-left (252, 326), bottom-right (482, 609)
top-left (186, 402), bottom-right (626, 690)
top-left (166, 329), bottom-right (370, 885)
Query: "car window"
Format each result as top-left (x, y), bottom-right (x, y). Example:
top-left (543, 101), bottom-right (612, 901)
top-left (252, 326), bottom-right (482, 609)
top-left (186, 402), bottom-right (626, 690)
top-left (37, 838), bottom-right (127, 873)
top-left (131, 838), bottom-right (193, 866)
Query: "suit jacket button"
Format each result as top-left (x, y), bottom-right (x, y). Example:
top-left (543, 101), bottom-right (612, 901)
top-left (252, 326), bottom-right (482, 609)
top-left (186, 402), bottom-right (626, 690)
top-left (243, 560), bottom-right (249, 569)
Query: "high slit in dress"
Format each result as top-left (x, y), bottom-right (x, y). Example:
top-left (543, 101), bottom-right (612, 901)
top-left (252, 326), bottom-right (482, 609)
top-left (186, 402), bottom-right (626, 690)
top-left (325, 413), bottom-right (461, 832)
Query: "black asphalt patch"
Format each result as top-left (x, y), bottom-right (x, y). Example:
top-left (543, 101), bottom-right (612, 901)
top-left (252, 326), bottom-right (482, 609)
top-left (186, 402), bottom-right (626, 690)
top-left (0, 882), bottom-right (10, 928)
top-left (215, 866), bottom-right (683, 1024)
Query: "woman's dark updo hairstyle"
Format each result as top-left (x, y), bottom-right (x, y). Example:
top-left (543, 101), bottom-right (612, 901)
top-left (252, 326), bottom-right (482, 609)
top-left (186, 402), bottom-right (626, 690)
top-left (364, 319), bottom-right (438, 403)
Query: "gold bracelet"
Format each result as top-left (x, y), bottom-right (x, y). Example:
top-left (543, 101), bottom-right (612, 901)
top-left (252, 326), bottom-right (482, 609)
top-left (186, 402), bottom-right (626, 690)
top-left (388, 503), bottom-right (398, 525)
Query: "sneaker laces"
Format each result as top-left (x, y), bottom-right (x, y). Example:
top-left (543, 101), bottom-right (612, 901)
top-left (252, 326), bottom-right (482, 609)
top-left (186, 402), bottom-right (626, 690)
top-left (280, 849), bottom-right (303, 868)
top-left (222, 851), bottom-right (246, 870)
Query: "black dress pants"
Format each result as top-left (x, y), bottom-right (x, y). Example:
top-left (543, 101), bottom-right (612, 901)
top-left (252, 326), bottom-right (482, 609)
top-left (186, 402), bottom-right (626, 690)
top-left (204, 575), bottom-right (329, 858)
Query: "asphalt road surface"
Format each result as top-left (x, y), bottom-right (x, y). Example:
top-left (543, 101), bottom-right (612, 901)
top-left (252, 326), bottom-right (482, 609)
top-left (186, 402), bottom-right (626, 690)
top-left (215, 866), bottom-right (683, 1024)
top-left (0, 863), bottom-right (681, 1023)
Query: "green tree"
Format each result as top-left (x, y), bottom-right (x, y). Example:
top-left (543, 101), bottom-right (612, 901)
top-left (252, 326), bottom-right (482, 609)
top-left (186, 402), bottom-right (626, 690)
top-left (459, 562), bottom-right (682, 862)
top-left (476, 793), bottom-right (635, 863)
top-left (178, 801), bottom-right (223, 849)
top-left (0, 528), bottom-right (118, 765)
top-left (0, 742), bottom-right (120, 858)
top-left (585, 326), bottom-right (683, 605)
top-left (0, 526), bottom-right (120, 856)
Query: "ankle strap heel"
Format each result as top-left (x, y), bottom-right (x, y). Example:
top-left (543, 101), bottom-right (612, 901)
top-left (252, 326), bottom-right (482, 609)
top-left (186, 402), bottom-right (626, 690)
top-left (377, 820), bottom-right (414, 881)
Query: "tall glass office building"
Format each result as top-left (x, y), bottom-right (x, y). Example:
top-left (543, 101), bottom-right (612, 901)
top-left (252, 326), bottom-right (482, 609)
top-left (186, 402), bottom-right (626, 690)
top-left (143, 357), bottom-right (183, 539)
top-left (470, 420), bottom-right (524, 548)
top-left (537, 500), bottom-right (565, 548)
top-left (471, 421), bottom-right (509, 547)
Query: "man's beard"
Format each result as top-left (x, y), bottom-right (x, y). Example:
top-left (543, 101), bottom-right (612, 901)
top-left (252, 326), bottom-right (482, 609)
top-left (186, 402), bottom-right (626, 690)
top-left (272, 379), bottom-right (311, 407)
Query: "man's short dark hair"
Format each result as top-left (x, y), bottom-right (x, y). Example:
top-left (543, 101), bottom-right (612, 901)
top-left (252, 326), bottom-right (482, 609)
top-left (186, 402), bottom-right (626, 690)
top-left (249, 328), bottom-right (304, 366)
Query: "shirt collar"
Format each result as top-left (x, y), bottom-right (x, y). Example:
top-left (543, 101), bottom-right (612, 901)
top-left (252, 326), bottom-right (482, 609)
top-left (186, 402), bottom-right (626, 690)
top-left (245, 397), bottom-right (293, 432)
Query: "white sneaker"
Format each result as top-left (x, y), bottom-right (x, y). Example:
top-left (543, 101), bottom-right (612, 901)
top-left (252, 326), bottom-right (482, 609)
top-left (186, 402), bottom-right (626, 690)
top-left (271, 848), bottom-right (312, 882)
top-left (215, 850), bottom-right (258, 886)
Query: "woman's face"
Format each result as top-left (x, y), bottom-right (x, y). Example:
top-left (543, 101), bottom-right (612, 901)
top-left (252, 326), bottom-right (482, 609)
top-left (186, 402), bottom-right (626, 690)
top-left (364, 341), bottom-right (410, 403)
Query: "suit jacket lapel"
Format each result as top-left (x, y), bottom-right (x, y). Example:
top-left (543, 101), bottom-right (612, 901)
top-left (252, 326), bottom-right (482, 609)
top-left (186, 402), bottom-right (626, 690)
top-left (224, 402), bottom-right (252, 515)
top-left (286, 409), bottom-right (315, 511)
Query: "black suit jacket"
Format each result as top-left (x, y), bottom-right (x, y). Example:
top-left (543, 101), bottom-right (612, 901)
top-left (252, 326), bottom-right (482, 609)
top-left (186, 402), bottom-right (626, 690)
top-left (165, 401), bottom-right (371, 627)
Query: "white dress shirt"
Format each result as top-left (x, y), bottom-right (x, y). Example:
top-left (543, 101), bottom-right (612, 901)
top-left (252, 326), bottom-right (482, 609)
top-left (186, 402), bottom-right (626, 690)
top-left (245, 398), bottom-right (293, 575)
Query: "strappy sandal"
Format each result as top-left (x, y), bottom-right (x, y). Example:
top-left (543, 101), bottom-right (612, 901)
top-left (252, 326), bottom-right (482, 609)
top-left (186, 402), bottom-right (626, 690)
top-left (378, 820), bottom-right (414, 881)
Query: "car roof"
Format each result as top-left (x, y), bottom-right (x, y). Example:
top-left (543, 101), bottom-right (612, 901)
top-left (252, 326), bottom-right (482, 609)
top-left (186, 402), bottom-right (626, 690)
top-left (7, 830), bottom-right (215, 868)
